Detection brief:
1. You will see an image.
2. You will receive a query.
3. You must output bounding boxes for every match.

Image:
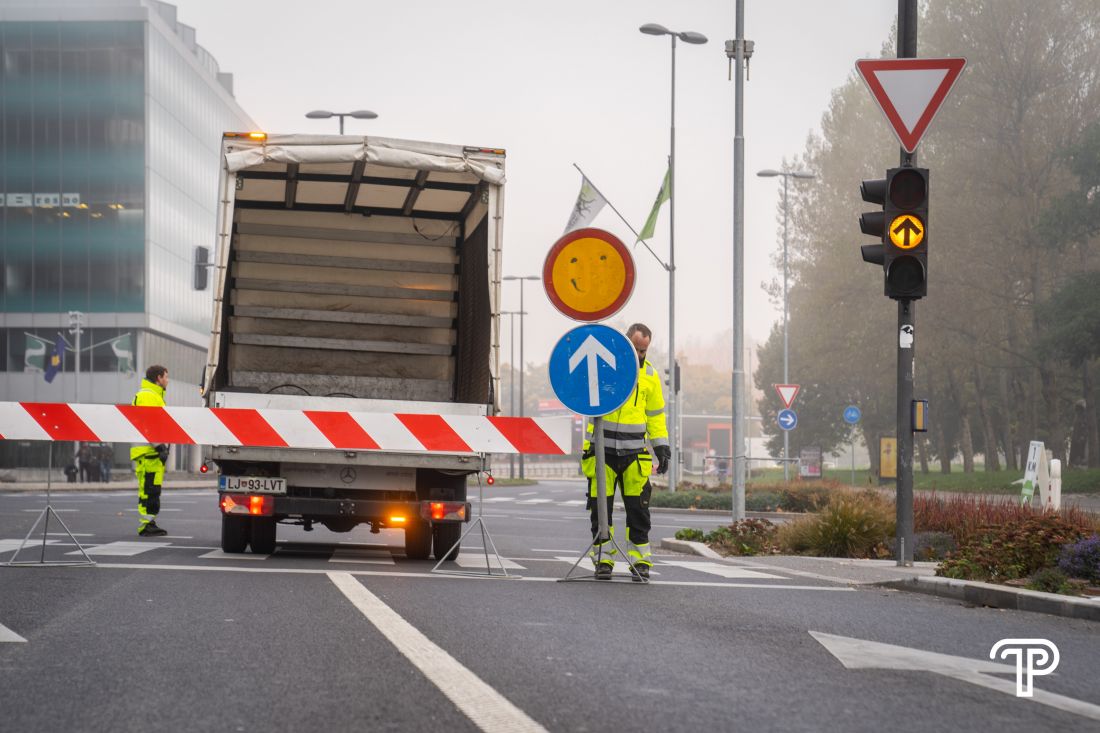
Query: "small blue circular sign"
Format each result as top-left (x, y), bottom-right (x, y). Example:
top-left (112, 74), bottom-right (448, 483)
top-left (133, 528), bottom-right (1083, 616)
top-left (843, 405), bottom-right (862, 425)
top-left (548, 324), bottom-right (638, 417)
top-left (777, 408), bottom-right (798, 431)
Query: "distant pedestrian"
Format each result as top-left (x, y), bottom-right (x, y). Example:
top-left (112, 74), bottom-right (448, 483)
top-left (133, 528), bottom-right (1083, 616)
top-left (77, 443), bottom-right (92, 483)
top-left (64, 463), bottom-right (78, 483)
top-left (99, 444), bottom-right (113, 483)
top-left (131, 365), bottom-right (170, 537)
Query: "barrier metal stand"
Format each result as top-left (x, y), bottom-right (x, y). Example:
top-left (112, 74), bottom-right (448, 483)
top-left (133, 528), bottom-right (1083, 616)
top-left (4, 443), bottom-right (95, 568)
top-left (431, 456), bottom-right (518, 578)
top-left (559, 417), bottom-right (648, 584)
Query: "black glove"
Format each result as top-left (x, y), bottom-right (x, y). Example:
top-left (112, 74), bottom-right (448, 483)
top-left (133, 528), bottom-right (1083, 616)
top-left (654, 445), bottom-right (671, 475)
top-left (155, 444), bottom-right (169, 463)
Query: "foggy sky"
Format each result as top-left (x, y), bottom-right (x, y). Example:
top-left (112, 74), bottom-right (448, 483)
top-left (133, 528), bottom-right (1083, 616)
top-left (170, 0), bottom-right (896, 367)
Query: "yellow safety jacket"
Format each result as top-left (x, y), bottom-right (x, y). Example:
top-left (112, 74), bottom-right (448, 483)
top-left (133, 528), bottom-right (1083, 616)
top-left (582, 357), bottom-right (669, 456)
top-left (130, 379), bottom-right (166, 461)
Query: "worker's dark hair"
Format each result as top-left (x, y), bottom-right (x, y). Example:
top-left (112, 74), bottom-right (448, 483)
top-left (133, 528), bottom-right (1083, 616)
top-left (627, 323), bottom-right (652, 339)
top-left (145, 365), bottom-right (168, 382)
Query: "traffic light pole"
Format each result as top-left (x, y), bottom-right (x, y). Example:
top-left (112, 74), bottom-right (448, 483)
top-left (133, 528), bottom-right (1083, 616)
top-left (896, 299), bottom-right (914, 565)
top-left (895, 0), bottom-right (918, 566)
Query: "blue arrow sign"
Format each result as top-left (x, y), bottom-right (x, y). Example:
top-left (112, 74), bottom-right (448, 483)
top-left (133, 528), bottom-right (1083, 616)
top-left (844, 405), bottom-right (862, 425)
top-left (777, 408), bottom-right (798, 431)
top-left (549, 325), bottom-right (638, 417)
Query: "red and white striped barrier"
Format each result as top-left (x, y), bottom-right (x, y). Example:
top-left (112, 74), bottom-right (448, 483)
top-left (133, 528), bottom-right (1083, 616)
top-left (0, 403), bottom-right (571, 456)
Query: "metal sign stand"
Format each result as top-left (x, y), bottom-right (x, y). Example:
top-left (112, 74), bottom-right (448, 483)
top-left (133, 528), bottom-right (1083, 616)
top-left (431, 458), bottom-right (517, 579)
top-left (559, 417), bottom-right (648, 583)
top-left (4, 443), bottom-right (96, 568)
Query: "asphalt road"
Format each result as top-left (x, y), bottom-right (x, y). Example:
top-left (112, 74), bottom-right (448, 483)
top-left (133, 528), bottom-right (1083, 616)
top-left (1, 479), bottom-right (1098, 732)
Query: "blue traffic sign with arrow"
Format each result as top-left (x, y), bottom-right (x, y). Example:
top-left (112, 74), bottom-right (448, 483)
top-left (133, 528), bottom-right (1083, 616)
top-left (549, 324), bottom-right (638, 417)
top-left (777, 408), bottom-right (798, 431)
top-left (844, 405), bottom-right (862, 425)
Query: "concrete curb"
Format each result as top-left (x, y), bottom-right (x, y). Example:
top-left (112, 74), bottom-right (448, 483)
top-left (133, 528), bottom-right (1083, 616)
top-left (659, 537), bottom-right (726, 560)
top-left (880, 575), bottom-right (1100, 622)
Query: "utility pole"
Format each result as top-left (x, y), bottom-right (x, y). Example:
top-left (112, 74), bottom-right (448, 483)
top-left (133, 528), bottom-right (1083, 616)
top-left (895, 0), bottom-right (918, 566)
top-left (727, 0), bottom-right (751, 521)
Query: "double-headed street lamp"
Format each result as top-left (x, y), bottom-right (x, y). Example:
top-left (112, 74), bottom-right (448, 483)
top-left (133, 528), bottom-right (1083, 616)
top-left (640, 22), bottom-right (707, 491)
top-left (503, 275), bottom-right (540, 479)
top-left (757, 168), bottom-right (816, 481)
top-left (305, 109), bottom-right (378, 134)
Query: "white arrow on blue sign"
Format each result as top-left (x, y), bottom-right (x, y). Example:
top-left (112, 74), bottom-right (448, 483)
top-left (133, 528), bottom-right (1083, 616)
top-left (843, 405), bottom-right (862, 425)
top-left (549, 324), bottom-right (638, 417)
top-left (778, 408), bottom-right (798, 431)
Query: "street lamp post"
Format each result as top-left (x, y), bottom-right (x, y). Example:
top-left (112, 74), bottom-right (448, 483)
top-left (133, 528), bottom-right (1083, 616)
top-left (501, 310), bottom-right (526, 479)
top-left (640, 23), bottom-right (707, 491)
top-left (757, 168), bottom-right (815, 481)
top-left (305, 109), bottom-right (378, 134)
top-left (503, 276), bottom-right (539, 479)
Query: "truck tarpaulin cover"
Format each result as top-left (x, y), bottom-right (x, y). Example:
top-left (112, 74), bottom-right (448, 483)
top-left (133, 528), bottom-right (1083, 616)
top-left (224, 135), bottom-right (506, 185)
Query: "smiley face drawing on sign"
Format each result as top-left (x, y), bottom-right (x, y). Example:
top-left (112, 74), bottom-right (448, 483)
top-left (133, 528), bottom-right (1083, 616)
top-left (543, 227), bottom-right (635, 322)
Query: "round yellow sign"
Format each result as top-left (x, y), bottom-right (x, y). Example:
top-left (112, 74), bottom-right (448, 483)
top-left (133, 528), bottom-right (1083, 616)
top-left (543, 228), bottom-right (635, 321)
top-left (889, 214), bottom-right (924, 250)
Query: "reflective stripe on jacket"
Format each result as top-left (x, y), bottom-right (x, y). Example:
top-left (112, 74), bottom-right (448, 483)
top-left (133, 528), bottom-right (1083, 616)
top-left (582, 358), bottom-right (669, 455)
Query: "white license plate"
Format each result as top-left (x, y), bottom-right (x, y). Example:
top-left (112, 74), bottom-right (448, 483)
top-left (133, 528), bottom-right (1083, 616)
top-left (220, 476), bottom-right (287, 494)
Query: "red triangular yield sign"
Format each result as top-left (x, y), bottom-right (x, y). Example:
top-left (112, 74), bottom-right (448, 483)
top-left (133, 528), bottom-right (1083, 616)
top-left (855, 57), bottom-right (966, 153)
top-left (774, 384), bottom-right (800, 409)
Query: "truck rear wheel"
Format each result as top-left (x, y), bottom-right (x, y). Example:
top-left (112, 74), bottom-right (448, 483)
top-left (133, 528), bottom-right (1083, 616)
top-left (250, 516), bottom-right (277, 555)
top-left (404, 519), bottom-right (432, 560)
top-left (221, 515), bottom-right (249, 553)
top-left (432, 523), bottom-right (462, 562)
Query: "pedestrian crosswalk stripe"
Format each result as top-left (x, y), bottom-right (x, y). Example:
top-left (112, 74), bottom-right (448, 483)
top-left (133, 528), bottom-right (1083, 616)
top-left (0, 539), bottom-right (59, 553)
top-left (199, 550), bottom-right (268, 561)
top-left (452, 555), bottom-right (524, 570)
top-left (657, 560), bottom-right (786, 579)
top-left (516, 499), bottom-right (553, 505)
top-left (68, 541), bottom-right (170, 556)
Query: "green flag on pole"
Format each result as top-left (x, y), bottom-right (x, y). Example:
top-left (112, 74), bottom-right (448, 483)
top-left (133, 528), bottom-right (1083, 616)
top-left (637, 167), bottom-right (671, 241)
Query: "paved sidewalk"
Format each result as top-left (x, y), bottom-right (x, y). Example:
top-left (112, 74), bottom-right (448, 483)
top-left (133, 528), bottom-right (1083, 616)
top-left (0, 477), bottom-right (217, 492)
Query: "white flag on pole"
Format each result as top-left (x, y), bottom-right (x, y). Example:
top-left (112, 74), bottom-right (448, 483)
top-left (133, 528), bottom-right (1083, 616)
top-left (563, 176), bottom-right (607, 233)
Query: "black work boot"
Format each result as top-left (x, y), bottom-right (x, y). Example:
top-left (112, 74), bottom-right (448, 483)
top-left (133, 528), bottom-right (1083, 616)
top-left (594, 562), bottom-right (614, 580)
top-left (139, 521), bottom-right (167, 537)
top-left (630, 563), bottom-right (651, 582)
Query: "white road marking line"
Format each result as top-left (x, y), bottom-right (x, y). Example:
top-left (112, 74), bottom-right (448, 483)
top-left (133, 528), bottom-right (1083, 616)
top-left (553, 556), bottom-right (656, 576)
top-left (47, 533), bottom-right (94, 537)
top-left (69, 541), bottom-right (171, 556)
top-left (22, 508), bottom-right (78, 512)
top-left (558, 500), bottom-right (587, 506)
top-left (530, 548), bottom-right (579, 553)
top-left (328, 572), bottom-right (547, 733)
top-left (515, 499), bottom-right (553, 505)
top-left (481, 497), bottom-right (515, 503)
top-left (0, 539), bottom-right (59, 553)
top-left (518, 491), bottom-right (538, 496)
top-left (198, 550), bottom-right (269, 560)
top-left (0, 621), bottom-right (27, 643)
top-left (329, 548), bottom-right (395, 565)
top-left (89, 562), bottom-right (857, 589)
top-left (453, 555), bottom-right (524, 570)
top-left (657, 560), bottom-right (786, 580)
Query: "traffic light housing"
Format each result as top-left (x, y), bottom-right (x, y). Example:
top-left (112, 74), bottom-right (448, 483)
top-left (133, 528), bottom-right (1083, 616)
top-left (859, 166), bottom-right (929, 300)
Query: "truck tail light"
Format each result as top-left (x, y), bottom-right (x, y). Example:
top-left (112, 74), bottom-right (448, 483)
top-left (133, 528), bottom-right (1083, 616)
top-left (220, 493), bottom-right (273, 516)
top-left (420, 501), bottom-right (469, 522)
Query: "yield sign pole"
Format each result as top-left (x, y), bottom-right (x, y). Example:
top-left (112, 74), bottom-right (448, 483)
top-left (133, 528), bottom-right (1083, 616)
top-left (855, 57), bottom-right (966, 154)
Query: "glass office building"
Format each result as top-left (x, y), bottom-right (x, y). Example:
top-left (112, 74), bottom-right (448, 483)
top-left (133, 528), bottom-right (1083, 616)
top-left (0, 0), bottom-right (255, 469)
top-left (0, 0), bottom-right (254, 404)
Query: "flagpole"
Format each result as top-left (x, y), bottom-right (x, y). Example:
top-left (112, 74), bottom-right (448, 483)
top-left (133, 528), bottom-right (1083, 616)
top-left (572, 163), bottom-right (669, 272)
